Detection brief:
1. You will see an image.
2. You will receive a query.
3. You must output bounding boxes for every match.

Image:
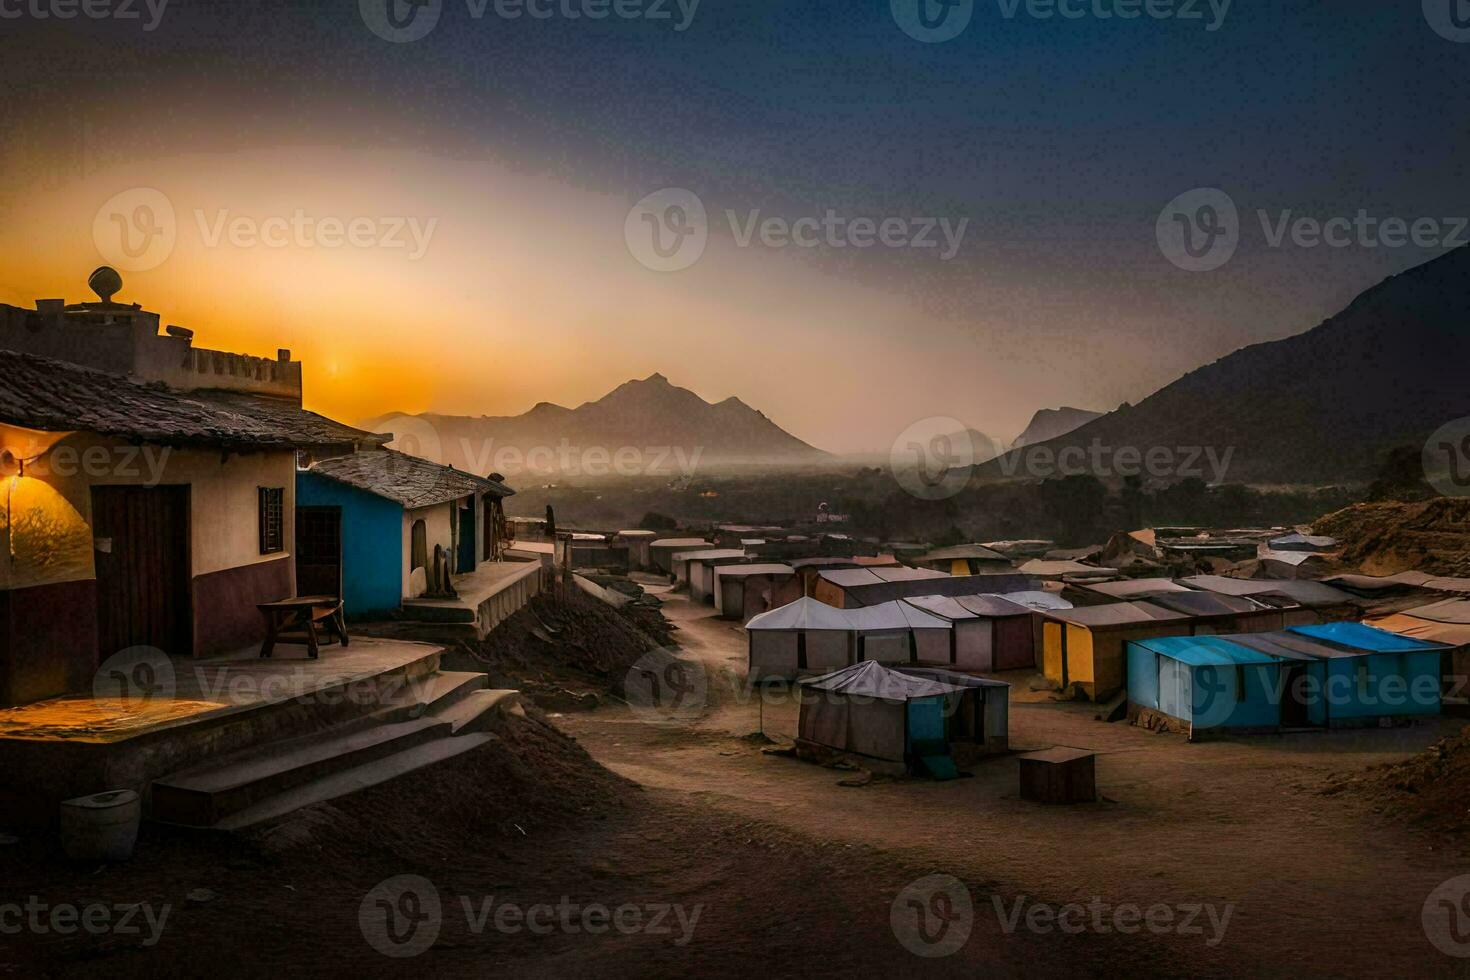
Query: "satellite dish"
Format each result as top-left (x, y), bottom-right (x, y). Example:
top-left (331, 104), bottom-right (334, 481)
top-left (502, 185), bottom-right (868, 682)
top-left (88, 266), bottom-right (123, 303)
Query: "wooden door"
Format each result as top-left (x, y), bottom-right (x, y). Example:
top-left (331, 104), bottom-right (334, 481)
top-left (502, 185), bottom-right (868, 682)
top-left (295, 506), bottom-right (342, 600)
top-left (91, 485), bottom-right (192, 660)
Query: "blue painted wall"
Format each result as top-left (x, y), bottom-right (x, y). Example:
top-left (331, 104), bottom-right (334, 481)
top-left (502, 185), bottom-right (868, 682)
top-left (1322, 652), bottom-right (1441, 723)
top-left (1126, 642), bottom-right (1161, 710)
top-left (296, 472), bottom-right (405, 620)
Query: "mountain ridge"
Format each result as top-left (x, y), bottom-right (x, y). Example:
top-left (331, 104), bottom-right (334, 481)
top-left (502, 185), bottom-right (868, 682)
top-left (978, 246), bottom-right (1470, 485)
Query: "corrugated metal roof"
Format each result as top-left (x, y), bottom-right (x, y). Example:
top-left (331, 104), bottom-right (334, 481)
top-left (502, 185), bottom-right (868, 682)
top-left (1043, 601), bottom-right (1192, 628)
top-left (1132, 635), bottom-right (1281, 667)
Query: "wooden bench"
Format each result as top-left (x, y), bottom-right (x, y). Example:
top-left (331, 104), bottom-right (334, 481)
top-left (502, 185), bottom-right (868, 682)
top-left (257, 596), bottom-right (349, 660)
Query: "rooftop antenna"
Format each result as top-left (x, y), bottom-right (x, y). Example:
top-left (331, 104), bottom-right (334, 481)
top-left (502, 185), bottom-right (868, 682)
top-left (87, 265), bottom-right (122, 304)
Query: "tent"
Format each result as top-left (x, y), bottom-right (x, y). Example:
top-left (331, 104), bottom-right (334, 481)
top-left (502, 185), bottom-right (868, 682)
top-left (714, 563), bottom-right (800, 621)
top-left (689, 554), bottom-right (754, 605)
top-left (903, 594), bottom-right (1039, 671)
top-left (1040, 602), bottom-right (1194, 700)
top-left (846, 600), bottom-right (952, 665)
top-left (746, 597), bottom-right (856, 682)
top-left (796, 661), bottom-right (1008, 774)
top-left (1128, 623), bottom-right (1446, 735)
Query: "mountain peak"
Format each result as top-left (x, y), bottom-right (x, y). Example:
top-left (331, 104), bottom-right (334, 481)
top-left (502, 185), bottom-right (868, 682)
top-left (642, 372), bottom-right (670, 385)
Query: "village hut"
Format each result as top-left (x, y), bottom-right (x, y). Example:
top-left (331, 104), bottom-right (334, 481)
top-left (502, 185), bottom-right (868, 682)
top-left (796, 661), bottom-right (1008, 776)
top-left (1040, 602), bottom-right (1194, 700)
top-left (714, 563), bottom-right (800, 621)
top-left (745, 597), bottom-right (855, 682)
top-left (669, 548), bottom-right (745, 587)
top-left (688, 554), bottom-right (755, 604)
top-left (649, 537), bottom-right (711, 574)
top-left (615, 529), bottom-right (658, 569)
top-left (1181, 575), bottom-right (1355, 623)
top-left (902, 594), bottom-right (1046, 671)
top-left (1369, 598), bottom-right (1470, 702)
top-left (298, 449), bottom-right (515, 613)
top-left (912, 544), bottom-right (1014, 576)
top-left (1129, 623), bottom-right (1447, 735)
top-left (0, 349), bottom-right (383, 705)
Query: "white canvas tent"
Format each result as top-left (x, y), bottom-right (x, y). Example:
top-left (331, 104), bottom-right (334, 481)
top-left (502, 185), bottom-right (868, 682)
top-left (746, 597), bottom-right (855, 682)
top-left (846, 600), bottom-right (952, 665)
top-left (670, 548), bottom-right (745, 586)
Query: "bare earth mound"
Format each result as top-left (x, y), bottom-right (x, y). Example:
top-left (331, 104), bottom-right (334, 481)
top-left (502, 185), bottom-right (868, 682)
top-left (1314, 497), bottom-right (1470, 576)
top-left (1322, 723), bottom-right (1470, 834)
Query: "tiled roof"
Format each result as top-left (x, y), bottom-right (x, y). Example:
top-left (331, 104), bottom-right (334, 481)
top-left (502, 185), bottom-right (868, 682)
top-left (306, 449), bottom-right (513, 508)
top-left (0, 349), bottom-right (380, 451)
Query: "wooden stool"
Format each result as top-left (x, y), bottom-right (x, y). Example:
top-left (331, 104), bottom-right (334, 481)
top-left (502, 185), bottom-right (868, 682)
top-left (257, 596), bottom-right (349, 659)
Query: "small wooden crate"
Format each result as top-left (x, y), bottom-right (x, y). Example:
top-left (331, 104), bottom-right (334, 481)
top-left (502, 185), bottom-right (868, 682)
top-left (1018, 747), bottom-right (1096, 804)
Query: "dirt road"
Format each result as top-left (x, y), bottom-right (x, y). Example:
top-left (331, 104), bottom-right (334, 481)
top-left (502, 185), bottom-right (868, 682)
top-left (559, 592), bottom-right (1470, 978)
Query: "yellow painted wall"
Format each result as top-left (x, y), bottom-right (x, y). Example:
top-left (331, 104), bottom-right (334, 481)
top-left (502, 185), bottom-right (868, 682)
top-left (0, 425), bottom-right (295, 589)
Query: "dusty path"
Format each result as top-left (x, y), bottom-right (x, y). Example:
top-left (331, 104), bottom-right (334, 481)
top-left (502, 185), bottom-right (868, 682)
top-left (559, 592), bottom-right (1470, 978)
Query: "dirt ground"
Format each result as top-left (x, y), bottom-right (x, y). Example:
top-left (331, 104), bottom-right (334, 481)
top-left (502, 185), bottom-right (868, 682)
top-left (555, 593), bottom-right (1470, 978)
top-left (7, 591), bottom-right (1470, 977)
top-left (1316, 497), bottom-right (1470, 576)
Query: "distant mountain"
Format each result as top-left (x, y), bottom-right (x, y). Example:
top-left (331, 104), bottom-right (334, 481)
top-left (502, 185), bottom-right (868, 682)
top-left (979, 246), bottom-right (1470, 485)
top-left (1010, 407), bottom-right (1102, 449)
top-left (365, 373), bottom-right (827, 477)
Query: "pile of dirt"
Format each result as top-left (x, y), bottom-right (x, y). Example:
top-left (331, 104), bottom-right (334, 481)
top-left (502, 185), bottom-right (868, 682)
top-left (1314, 497), bottom-right (1470, 576)
top-left (448, 590), bottom-right (674, 709)
top-left (253, 707), bottom-right (638, 857)
top-left (1321, 723), bottom-right (1470, 833)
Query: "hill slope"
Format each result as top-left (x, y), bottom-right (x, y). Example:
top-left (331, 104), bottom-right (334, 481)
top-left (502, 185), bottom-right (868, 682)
top-left (1010, 407), bottom-right (1102, 449)
top-left (981, 246), bottom-right (1470, 485)
top-left (367, 374), bottom-right (827, 477)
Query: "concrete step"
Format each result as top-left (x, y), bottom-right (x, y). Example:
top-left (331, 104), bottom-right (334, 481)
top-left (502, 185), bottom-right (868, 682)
top-left (400, 598), bottom-right (478, 624)
top-left (151, 715), bottom-right (451, 826)
top-left (438, 689), bottom-right (521, 735)
top-left (216, 733), bottom-right (497, 831)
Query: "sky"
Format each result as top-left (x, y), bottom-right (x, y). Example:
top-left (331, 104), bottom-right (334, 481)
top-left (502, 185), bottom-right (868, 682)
top-left (0, 1), bottom-right (1466, 454)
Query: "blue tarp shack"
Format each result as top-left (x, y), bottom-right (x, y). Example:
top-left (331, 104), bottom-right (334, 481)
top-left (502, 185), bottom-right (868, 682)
top-left (1128, 622), bottom-right (1447, 737)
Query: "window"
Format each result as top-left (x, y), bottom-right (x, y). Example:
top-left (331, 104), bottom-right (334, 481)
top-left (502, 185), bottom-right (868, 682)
top-left (258, 487), bottom-right (285, 554)
top-left (411, 520), bottom-right (428, 571)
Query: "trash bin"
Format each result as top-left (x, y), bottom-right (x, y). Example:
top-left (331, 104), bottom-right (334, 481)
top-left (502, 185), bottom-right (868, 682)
top-left (59, 790), bottom-right (141, 862)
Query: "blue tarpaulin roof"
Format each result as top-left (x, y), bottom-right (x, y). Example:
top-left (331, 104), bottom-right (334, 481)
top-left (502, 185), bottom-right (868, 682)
top-left (1289, 622), bottom-right (1448, 653)
top-left (1131, 635), bottom-right (1282, 667)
